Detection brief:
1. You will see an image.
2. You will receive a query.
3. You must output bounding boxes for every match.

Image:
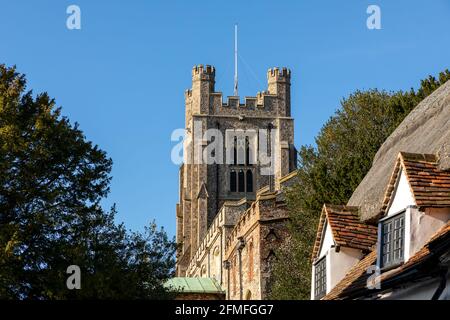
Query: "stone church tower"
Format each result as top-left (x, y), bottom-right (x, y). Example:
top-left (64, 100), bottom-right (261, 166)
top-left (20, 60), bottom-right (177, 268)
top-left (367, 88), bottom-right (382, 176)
top-left (176, 64), bottom-right (296, 281)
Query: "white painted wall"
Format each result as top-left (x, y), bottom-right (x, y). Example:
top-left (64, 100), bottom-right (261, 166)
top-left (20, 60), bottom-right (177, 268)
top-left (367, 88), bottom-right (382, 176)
top-left (409, 207), bottom-right (450, 259)
top-left (311, 221), bottom-right (364, 299)
top-left (329, 247), bottom-right (364, 292)
top-left (319, 222), bottom-right (334, 259)
top-left (384, 206), bottom-right (450, 263)
top-left (311, 221), bottom-right (334, 300)
top-left (404, 208), bottom-right (411, 261)
top-left (387, 168), bottom-right (416, 217)
top-left (384, 168), bottom-right (449, 262)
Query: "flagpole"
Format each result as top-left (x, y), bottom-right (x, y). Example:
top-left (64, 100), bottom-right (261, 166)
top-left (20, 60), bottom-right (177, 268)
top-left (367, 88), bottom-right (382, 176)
top-left (234, 24), bottom-right (238, 97)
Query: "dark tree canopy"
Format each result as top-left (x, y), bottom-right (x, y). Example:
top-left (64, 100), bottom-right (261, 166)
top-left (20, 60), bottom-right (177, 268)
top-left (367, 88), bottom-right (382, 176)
top-left (269, 70), bottom-right (450, 300)
top-left (0, 64), bottom-right (176, 299)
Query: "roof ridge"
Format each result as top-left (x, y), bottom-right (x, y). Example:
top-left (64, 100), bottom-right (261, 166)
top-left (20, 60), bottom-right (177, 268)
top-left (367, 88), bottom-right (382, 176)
top-left (379, 151), bottom-right (450, 218)
top-left (399, 151), bottom-right (438, 164)
top-left (324, 204), bottom-right (359, 211)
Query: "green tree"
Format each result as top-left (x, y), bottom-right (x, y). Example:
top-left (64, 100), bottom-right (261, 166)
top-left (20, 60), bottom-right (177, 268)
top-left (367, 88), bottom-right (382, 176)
top-left (270, 70), bottom-right (450, 300)
top-left (0, 64), bottom-right (176, 299)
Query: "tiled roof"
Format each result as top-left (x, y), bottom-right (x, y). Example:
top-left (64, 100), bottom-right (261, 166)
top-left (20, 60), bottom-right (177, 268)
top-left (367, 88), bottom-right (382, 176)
top-left (324, 250), bottom-right (377, 300)
top-left (322, 152), bottom-right (450, 300)
top-left (324, 221), bottom-right (450, 300)
top-left (312, 205), bottom-right (378, 261)
top-left (380, 152), bottom-right (450, 217)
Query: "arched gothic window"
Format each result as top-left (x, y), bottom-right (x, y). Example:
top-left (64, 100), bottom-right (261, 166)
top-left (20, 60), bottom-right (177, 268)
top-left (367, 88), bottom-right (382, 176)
top-left (229, 135), bottom-right (255, 193)
top-left (233, 136), bottom-right (237, 165)
top-left (246, 170), bottom-right (253, 193)
top-left (238, 170), bottom-right (245, 192)
top-left (230, 170), bottom-right (237, 192)
top-left (245, 137), bottom-right (250, 165)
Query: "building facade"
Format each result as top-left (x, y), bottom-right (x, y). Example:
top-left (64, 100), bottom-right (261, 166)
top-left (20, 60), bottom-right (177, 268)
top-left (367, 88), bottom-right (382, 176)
top-left (310, 79), bottom-right (450, 300)
top-left (175, 64), bottom-right (297, 299)
top-left (311, 152), bottom-right (450, 300)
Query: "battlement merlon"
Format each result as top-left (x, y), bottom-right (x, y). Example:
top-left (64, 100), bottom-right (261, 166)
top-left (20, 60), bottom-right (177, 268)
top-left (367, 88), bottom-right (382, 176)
top-left (266, 67), bottom-right (291, 116)
top-left (187, 64), bottom-right (291, 94)
top-left (267, 67), bottom-right (291, 84)
top-left (192, 64), bottom-right (216, 86)
top-left (192, 64), bottom-right (216, 77)
top-left (186, 65), bottom-right (292, 117)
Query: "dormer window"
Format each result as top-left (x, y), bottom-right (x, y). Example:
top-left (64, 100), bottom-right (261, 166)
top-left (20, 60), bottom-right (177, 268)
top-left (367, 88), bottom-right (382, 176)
top-left (317, 152), bottom-right (450, 300)
top-left (314, 257), bottom-right (326, 300)
top-left (379, 211), bottom-right (405, 269)
top-left (310, 204), bottom-right (377, 300)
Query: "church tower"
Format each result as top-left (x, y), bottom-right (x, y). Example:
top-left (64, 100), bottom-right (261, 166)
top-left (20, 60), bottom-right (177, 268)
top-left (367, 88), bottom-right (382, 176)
top-left (176, 65), bottom-right (296, 276)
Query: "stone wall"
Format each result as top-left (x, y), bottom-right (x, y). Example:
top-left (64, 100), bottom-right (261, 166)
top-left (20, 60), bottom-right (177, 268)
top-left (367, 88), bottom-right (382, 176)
top-left (176, 65), bottom-right (296, 277)
top-left (224, 191), bottom-right (290, 300)
top-left (183, 172), bottom-right (296, 300)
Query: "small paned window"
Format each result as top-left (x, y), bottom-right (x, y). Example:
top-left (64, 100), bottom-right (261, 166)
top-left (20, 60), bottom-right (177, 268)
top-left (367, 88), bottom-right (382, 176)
top-left (380, 212), bottom-right (405, 269)
top-left (314, 257), bottom-right (326, 300)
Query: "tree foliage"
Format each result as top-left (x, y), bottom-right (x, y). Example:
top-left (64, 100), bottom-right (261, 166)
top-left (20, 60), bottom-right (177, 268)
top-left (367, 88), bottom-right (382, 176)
top-left (270, 70), bottom-right (450, 300)
top-left (0, 64), bottom-right (176, 299)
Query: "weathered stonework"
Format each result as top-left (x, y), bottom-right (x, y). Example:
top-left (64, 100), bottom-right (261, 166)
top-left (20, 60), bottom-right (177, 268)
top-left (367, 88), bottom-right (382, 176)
top-left (182, 179), bottom-right (294, 300)
top-left (223, 191), bottom-right (291, 300)
top-left (175, 65), bottom-right (297, 299)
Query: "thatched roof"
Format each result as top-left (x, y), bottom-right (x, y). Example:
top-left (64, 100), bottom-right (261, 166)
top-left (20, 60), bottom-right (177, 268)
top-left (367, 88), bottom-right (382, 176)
top-left (348, 80), bottom-right (450, 221)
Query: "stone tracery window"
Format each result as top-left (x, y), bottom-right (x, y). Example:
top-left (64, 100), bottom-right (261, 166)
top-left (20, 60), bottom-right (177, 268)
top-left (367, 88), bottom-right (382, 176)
top-left (245, 136), bottom-right (251, 166)
top-left (229, 135), bottom-right (255, 193)
top-left (246, 170), bottom-right (253, 193)
top-left (233, 136), bottom-right (238, 166)
top-left (230, 170), bottom-right (237, 192)
top-left (238, 170), bottom-right (245, 192)
top-left (229, 169), bottom-right (253, 193)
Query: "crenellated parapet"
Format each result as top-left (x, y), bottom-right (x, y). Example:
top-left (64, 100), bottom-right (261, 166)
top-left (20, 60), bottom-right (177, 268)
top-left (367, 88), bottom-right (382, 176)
top-left (209, 92), bottom-right (279, 116)
top-left (267, 67), bottom-right (291, 84)
top-left (185, 198), bottom-right (250, 276)
top-left (186, 207), bottom-right (224, 276)
top-left (185, 65), bottom-right (292, 118)
top-left (224, 191), bottom-right (288, 258)
top-left (192, 64), bottom-right (216, 78)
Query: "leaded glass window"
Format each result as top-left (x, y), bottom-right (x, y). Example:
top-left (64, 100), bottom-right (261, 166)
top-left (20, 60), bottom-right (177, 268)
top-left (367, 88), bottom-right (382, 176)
top-left (380, 212), bottom-right (405, 269)
top-left (314, 257), bottom-right (326, 300)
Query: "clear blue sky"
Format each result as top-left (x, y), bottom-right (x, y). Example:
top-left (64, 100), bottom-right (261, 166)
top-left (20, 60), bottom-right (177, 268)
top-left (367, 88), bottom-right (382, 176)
top-left (1, 0), bottom-right (449, 237)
